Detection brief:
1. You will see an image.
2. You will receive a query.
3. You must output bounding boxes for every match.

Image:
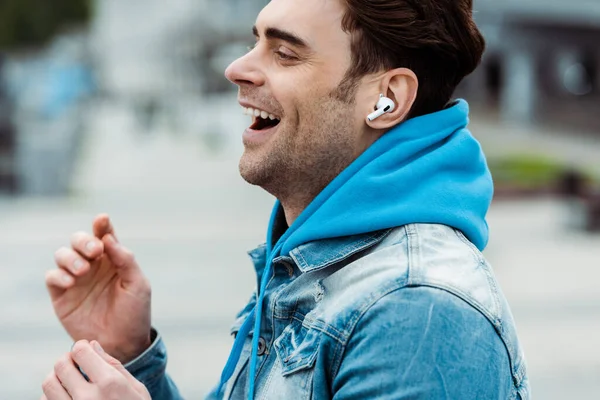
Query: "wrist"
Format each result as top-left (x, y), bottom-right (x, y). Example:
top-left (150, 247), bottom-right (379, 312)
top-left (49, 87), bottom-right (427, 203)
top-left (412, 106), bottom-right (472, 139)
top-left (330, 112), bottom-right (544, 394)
top-left (109, 331), bottom-right (154, 364)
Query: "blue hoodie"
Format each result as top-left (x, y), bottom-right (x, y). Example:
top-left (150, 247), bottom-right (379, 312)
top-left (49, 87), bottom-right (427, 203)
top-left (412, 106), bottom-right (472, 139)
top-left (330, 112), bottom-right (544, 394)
top-left (218, 99), bottom-right (494, 399)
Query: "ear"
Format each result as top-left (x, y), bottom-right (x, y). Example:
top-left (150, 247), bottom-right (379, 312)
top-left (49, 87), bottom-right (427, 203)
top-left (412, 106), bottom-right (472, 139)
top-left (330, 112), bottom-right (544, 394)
top-left (365, 68), bottom-right (418, 129)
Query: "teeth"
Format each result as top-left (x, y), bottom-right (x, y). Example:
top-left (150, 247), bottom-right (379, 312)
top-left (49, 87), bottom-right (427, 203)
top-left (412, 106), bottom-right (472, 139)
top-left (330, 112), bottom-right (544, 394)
top-left (242, 106), bottom-right (280, 120)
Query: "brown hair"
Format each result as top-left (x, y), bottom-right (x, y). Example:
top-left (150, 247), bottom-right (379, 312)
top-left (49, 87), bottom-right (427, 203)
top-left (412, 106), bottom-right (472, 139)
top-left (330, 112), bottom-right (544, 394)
top-left (339, 0), bottom-right (485, 118)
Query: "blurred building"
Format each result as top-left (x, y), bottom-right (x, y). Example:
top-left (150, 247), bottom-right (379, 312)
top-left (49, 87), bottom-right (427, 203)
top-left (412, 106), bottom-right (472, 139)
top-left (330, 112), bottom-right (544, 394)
top-left (0, 55), bottom-right (17, 194)
top-left (1, 31), bottom-right (95, 196)
top-left (88, 0), bottom-right (266, 137)
top-left (90, 0), bottom-right (265, 99)
top-left (465, 0), bottom-right (600, 130)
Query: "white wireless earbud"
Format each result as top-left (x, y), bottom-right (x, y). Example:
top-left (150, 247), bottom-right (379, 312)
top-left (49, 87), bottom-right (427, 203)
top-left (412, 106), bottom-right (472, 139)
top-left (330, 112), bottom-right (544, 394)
top-left (366, 94), bottom-right (396, 122)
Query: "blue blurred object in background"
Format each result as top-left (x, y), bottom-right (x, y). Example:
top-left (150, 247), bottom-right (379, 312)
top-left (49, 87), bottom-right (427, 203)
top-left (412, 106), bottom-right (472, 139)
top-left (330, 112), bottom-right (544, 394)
top-left (42, 62), bottom-right (95, 119)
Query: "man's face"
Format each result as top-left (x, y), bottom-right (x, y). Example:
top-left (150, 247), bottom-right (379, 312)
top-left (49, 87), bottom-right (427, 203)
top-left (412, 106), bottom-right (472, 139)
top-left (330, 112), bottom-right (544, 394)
top-left (225, 0), bottom-right (372, 200)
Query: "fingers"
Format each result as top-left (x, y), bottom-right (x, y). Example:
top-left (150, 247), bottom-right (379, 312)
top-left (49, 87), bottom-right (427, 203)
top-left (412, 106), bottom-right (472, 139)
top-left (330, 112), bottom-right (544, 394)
top-left (47, 245), bottom-right (92, 301)
top-left (70, 231), bottom-right (104, 260)
top-left (102, 234), bottom-right (144, 285)
top-left (93, 214), bottom-right (118, 242)
top-left (53, 353), bottom-right (90, 397)
top-left (71, 340), bottom-right (121, 385)
top-left (45, 269), bottom-right (75, 301)
top-left (41, 372), bottom-right (71, 400)
top-left (54, 247), bottom-right (90, 277)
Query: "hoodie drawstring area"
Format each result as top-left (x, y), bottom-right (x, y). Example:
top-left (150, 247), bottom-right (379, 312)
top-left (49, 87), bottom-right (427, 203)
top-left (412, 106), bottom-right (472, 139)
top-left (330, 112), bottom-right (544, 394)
top-left (217, 242), bottom-right (282, 400)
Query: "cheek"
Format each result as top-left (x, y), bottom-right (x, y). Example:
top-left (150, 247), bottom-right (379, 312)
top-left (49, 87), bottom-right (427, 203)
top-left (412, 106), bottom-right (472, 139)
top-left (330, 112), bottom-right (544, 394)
top-left (272, 68), bottom-right (338, 108)
top-left (270, 72), bottom-right (352, 135)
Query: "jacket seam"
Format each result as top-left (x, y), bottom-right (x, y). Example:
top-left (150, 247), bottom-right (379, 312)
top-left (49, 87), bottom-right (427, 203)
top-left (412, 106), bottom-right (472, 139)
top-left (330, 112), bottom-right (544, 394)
top-left (454, 229), bottom-right (503, 323)
top-left (404, 224), bottom-right (419, 285)
top-left (291, 314), bottom-right (346, 344)
top-left (329, 337), bottom-right (344, 394)
top-left (453, 229), bottom-right (484, 264)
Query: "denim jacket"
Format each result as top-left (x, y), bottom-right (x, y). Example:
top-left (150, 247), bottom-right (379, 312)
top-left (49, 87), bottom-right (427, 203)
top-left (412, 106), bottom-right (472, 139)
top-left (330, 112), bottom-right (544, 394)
top-left (126, 223), bottom-right (530, 399)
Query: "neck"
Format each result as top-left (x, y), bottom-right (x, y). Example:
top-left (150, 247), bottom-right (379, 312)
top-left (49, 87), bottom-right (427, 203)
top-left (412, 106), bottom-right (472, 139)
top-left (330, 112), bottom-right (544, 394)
top-left (268, 145), bottom-right (381, 227)
top-left (262, 131), bottom-right (383, 227)
top-left (280, 196), bottom-right (311, 227)
top-left (265, 170), bottom-right (335, 227)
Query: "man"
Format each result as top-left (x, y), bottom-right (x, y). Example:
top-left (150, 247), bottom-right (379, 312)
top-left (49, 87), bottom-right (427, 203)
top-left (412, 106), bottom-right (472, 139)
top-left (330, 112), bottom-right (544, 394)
top-left (41, 0), bottom-right (530, 399)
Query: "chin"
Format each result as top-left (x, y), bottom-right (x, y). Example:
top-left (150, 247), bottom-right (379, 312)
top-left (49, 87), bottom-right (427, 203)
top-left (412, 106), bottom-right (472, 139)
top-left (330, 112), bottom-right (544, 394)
top-left (238, 150), bottom-right (269, 187)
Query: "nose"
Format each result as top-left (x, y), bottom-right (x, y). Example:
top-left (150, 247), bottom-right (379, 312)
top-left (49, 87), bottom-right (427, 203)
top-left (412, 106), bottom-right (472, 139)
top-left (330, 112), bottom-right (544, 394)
top-left (224, 49), bottom-right (266, 87)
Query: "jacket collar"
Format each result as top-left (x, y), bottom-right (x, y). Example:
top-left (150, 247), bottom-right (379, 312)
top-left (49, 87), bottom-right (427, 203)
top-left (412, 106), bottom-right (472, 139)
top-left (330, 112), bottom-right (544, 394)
top-left (288, 229), bottom-right (392, 273)
top-left (248, 229), bottom-right (391, 276)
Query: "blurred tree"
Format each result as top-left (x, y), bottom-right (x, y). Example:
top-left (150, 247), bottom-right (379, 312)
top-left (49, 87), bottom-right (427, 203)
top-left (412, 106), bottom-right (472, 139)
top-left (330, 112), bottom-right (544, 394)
top-left (0, 0), bottom-right (92, 50)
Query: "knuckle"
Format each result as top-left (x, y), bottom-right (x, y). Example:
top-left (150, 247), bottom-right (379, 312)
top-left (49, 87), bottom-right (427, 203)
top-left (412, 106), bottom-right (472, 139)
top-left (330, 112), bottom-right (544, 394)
top-left (53, 356), bottom-right (70, 375)
top-left (44, 269), bottom-right (57, 282)
top-left (70, 231), bottom-right (87, 242)
top-left (143, 277), bottom-right (151, 292)
top-left (41, 381), bottom-right (55, 395)
top-left (41, 373), bottom-right (56, 393)
top-left (114, 247), bottom-right (135, 268)
top-left (71, 340), bottom-right (90, 358)
top-left (122, 247), bottom-right (135, 260)
top-left (53, 247), bottom-right (69, 262)
top-left (134, 381), bottom-right (149, 394)
top-left (97, 374), bottom-right (122, 393)
top-left (107, 356), bottom-right (122, 369)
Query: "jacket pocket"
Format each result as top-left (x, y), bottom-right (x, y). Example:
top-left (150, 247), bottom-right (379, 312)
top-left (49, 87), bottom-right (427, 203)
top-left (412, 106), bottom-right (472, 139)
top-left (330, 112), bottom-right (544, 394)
top-left (259, 321), bottom-right (320, 399)
top-left (274, 321), bottom-right (321, 376)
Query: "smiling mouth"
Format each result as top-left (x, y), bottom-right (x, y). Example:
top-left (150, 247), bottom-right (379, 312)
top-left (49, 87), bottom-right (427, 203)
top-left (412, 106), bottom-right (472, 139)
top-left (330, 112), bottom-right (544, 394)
top-left (243, 107), bottom-right (281, 131)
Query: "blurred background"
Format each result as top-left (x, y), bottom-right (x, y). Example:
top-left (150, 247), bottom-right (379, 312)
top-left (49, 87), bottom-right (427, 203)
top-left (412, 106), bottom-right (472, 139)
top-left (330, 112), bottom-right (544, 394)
top-left (0, 0), bottom-right (598, 398)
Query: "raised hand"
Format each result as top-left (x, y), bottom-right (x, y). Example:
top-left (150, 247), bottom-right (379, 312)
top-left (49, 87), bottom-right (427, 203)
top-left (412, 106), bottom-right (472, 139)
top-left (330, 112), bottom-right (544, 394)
top-left (46, 214), bottom-right (152, 363)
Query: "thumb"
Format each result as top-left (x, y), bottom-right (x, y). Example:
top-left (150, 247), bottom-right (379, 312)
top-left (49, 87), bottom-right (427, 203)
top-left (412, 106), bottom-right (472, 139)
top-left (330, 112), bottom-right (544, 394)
top-left (102, 234), bottom-right (143, 285)
top-left (93, 214), bottom-right (118, 241)
top-left (91, 341), bottom-right (141, 387)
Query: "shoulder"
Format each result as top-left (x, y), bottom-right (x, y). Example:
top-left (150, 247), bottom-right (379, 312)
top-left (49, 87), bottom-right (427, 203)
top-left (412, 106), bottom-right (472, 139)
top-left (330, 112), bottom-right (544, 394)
top-left (316, 223), bottom-right (503, 334)
top-left (332, 286), bottom-right (515, 399)
top-left (348, 285), bottom-right (503, 346)
top-left (405, 223), bottom-right (503, 326)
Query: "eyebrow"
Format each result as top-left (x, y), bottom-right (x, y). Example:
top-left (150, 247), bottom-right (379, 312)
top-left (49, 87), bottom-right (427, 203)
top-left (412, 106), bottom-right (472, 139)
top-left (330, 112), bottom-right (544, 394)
top-left (252, 25), bottom-right (309, 49)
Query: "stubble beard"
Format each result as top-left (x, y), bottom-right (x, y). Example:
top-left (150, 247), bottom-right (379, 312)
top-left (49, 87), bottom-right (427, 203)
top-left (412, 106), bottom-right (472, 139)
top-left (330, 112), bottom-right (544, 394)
top-left (238, 87), bottom-right (358, 208)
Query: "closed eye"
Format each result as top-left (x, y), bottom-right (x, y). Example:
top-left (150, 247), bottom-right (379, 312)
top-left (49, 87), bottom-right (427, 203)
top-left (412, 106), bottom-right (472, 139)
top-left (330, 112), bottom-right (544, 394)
top-left (275, 51), bottom-right (297, 61)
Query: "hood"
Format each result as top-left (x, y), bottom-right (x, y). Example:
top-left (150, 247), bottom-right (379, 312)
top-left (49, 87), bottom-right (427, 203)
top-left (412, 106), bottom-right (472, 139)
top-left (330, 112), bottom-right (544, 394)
top-left (268, 99), bottom-right (493, 256)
